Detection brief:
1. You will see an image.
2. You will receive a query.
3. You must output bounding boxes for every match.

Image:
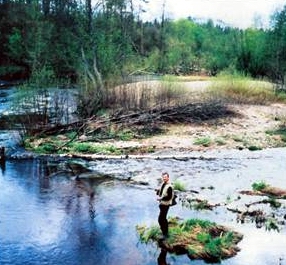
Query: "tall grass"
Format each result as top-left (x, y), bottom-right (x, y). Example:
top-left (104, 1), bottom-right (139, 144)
top-left (104, 76), bottom-right (192, 112)
top-left (105, 74), bottom-right (286, 114)
top-left (209, 74), bottom-right (286, 104)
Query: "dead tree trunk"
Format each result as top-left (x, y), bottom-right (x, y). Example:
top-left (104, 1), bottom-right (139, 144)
top-left (78, 48), bottom-right (104, 118)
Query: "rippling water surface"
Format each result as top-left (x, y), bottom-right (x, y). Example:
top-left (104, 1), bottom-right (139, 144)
top-left (1, 148), bottom-right (286, 265)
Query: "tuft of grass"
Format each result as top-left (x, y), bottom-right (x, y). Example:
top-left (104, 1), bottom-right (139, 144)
top-left (136, 225), bottom-right (161, 243)
top-left (252, 181), bottom-right (268, 191)
top-left (265, 218), bottom-right (280, 232)
top-left (34, 142), bottom-right (58, 153)
top-left (136, 218), bottom-right (243, 262)
top-left (68, 142), bottom-right (122, 155)
top-left (65, 131), bottom-right (77, 140)
top-left (215, 137), bottom-right (226, 146)
top-left (193, 137), bottom-right (212, 147)
top-left (266, 197), bottom-right (282, 209)
top-left (266, 128), bottom-right (286, 143)
top-left (24, 138), bottom-right (60, 154)
top-left (173, 181), bottom-right (186, 191)
top-left (248, 145), bottom-right (262, 151)
top-left (193, 200), bottom-right (212, 210)
top-left (116, 130), bottom-right (134, 141)
top-left (181, 219), bottom-right (215, 230)
top-left (232, 135), bottom-right (244, 142)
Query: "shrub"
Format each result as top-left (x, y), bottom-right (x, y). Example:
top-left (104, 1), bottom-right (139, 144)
top-left (252, 181), bottom-right (268, 191)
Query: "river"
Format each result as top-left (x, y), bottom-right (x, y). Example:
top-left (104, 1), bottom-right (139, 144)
top-left (0, 147), bottom-right (286, 265)
top-left (0, 85), bottom-right (286, 265)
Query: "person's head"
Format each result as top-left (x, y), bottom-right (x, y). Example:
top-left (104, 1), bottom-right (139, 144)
top-left (161, 172), bottom-right (170, 183)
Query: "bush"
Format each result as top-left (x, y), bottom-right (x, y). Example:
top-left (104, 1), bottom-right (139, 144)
top-left (252, 181), bottom-right (268, 191)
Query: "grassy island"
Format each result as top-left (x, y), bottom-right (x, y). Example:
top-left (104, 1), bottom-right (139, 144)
top-left (137, 217), bottom-right (243, 263)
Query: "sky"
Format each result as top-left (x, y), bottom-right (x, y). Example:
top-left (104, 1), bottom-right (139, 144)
top-left (139, 0), bottom-right (286, 28)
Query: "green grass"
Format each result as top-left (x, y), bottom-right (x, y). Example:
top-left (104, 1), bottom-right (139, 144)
top-left (193, 137), bottom-right (212, 147)
top-left (136, 225), bottom-right (161, 244)
top-left (266, 128), bottom-right (286, 142)
top-left (69, 142), bottom-right (122, 155)
top-left (136, 217), bottom-right (243, 262)
top-left (209, 75), bottom-right (286, 104)
top-left (248, 145), bottom-right (262, 151)
top-left (116, 130), bottom-right (134, 141)
top-left (193, 200), bottom-right (211, 210)
top-left (173, 181), bottom-right (186, 191)
top-left (181, 219), bottom-right (215, 231)
top-left (266, 197), bottom-right (282, 209)
top-left (65, 131), bottom-right (78, 140)
top-left (252, 181), bottom-right (268, 191)
top-left (24, 137), bottom-right (123, 155)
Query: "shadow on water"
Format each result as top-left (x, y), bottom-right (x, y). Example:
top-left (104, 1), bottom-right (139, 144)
top-left (0, 149), bottom-right (286, 265)
top-left (0, 159), bottom-right (5, 174)
top-left (157, 248), bottom-right (168, 265)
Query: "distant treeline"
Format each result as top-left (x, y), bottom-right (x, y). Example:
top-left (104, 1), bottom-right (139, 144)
top-left (0, 0), bottom-right (286, 88)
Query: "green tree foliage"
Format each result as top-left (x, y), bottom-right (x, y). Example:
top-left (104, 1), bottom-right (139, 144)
top-left (164, 19), bottom-right (198, 74)
top-left (266, 6), bottom-right (286, 89)
top-left (236, 28), bottom-right (268, 77)
top-left (202, 22), bottom-right (240, 76)
top-left (1, 1), bottom-right (286, 91)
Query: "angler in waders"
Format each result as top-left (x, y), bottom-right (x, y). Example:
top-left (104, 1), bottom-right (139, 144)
top-left (156, 172), bottom-right (173, 240)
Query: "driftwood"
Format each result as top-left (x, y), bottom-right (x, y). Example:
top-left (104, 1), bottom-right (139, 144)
top-left (110, 100), bottom-right (235, 124)
top-left (30, 100), bottom-right (236, 139)
top-left (85, 100), bottom-right (236, 135)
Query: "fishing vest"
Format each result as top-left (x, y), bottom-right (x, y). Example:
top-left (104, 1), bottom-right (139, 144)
top-left (160, 183), bottom-right (173, 206)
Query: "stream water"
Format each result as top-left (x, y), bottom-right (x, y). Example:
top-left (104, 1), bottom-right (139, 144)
top-left (0, 148), bottom-right (286, 265)
top-left (0, 86), bottom-right (286, 265)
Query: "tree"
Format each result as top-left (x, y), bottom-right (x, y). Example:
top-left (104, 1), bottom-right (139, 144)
top-left (236, 28), bottom-right (267, 77)
top-left (266, 5), bottom-right (286, 89)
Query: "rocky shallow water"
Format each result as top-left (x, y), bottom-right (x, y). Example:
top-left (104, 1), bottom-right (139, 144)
top-left (1, 147), bottom-right (286, 265)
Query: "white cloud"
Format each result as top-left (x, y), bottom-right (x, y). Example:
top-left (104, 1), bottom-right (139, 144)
top-left (140, 0), bottom-right (285, 28)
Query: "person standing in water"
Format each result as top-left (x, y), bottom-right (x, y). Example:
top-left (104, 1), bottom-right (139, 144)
top-left (156, 172), bottom-right (173, 239)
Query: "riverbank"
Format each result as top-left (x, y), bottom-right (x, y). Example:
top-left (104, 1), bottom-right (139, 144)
top-left (84, 102), bottom-right (286, 155)
top-left (4, 78), bottom-right (284, 158)
top-left (19, 101), bottom-right (286, 160)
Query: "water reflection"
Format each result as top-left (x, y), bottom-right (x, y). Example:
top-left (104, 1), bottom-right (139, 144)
top-left (0, 159), bottom-right (5, 174)
top-left (157, 248), bottom-right (168, 265)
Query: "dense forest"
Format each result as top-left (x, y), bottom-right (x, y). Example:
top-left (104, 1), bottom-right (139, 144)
top-left (1, 0), bottom-right (286, 93)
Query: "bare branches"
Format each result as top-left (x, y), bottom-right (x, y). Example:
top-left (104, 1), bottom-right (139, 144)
top-left (78, 48), bottom-right (104, 118)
